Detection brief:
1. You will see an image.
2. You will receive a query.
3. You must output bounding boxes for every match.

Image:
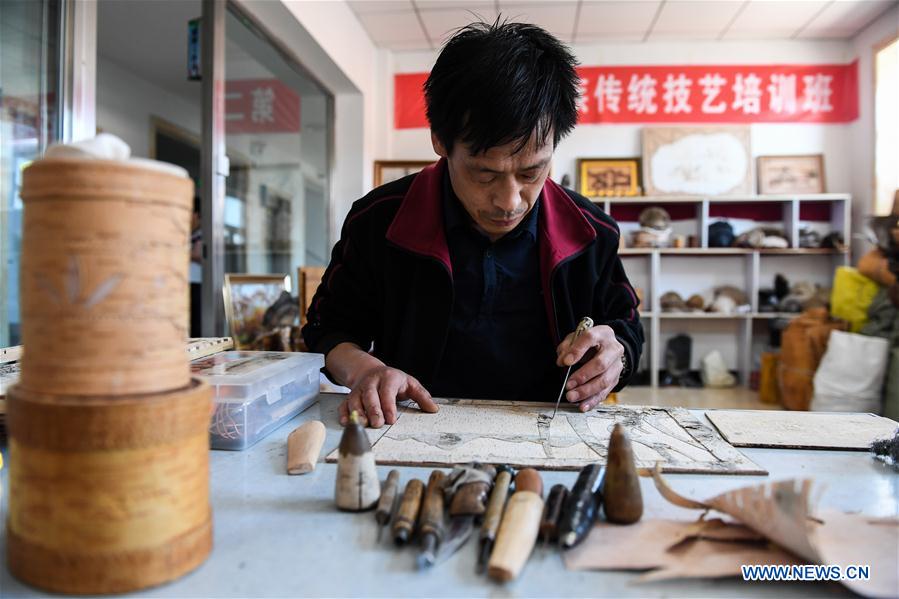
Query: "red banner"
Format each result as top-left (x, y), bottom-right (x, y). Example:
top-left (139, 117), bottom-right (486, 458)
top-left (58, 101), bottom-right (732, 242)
top-left (394, 62), bottom-right (858, 129)
top-left (226, 79), bottom-right (300, 134)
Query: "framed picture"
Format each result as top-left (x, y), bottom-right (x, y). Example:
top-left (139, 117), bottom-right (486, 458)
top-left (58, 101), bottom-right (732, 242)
top-left (222, 274), bottom-right (291, 349)
top-left (577, 158), bottom-right (642, 197)
top-left (642, 127), bottom-right (752, 196)
top-left (757, 155), bottom-right (825, 194)
top-left (374, 160), bottom-right (435, 187)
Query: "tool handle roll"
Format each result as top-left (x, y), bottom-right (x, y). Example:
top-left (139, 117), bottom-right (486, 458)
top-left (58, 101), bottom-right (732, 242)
top-left (287, 420), bottom-right (326, 475)
top-left (487, 491), bottom-right (544, 582)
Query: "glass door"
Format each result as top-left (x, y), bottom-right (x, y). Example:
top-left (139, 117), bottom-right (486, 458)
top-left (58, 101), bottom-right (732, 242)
top-left (224, 7), bottom-right (332, 284)
top-left (0, 0), bottom-right (63, 346)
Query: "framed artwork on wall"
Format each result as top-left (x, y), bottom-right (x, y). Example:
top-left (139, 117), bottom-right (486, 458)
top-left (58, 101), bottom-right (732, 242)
top-left (577, 158), bottom-right (642, 197)
top-left (757, 154), bottom-right (826, 194)
top-left (642, 127), bottom-right (752, 196)
top-left (373, 160), bottom-right (435, 187)
top-left (222, 274), bottom-right (291, 349)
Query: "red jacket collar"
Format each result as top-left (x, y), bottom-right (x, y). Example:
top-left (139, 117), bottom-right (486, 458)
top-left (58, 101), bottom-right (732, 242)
top-left (385, 157), bottom-right (596, 274)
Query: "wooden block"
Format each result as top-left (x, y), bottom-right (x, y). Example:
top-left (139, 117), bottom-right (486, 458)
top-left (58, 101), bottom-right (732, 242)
top-left (287, 420), bottom-right (326, 475)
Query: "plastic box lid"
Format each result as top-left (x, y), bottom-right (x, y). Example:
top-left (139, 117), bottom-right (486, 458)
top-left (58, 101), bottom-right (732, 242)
top-left (190, 351), bottom-right (324, 405)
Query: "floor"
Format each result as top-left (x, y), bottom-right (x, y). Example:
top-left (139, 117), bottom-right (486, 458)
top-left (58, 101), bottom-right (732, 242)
top-left (615, 386), bottom-right (782, 410)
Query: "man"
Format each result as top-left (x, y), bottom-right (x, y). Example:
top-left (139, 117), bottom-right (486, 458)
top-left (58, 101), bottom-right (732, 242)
top-left (302, 20), bottom-right (643, 428)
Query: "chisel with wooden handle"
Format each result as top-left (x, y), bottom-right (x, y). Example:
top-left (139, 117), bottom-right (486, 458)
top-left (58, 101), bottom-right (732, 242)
top-left (476, 465), bottom-right (513, 573)
top-left (417, 470), bottom-right (446, 569)
top-left (432, 463), bottom-right (496, 567)
top-left (487, 468), bottom-right (544, 582)
top-left (392, 479), bottom-right (424, 546)
top-left (375, 469), bottom-right (401, 542)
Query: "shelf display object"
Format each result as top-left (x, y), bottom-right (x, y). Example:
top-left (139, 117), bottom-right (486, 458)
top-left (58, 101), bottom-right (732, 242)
top-left (598, 193), bottom-right (849, 389)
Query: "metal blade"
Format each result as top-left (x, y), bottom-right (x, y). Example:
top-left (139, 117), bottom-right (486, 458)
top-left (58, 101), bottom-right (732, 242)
top-left (433, 516), bottom-right (474, 567)
top-left (550, 364), bottom-right (574, 420)
top-left (476, 539), bottom-right (492, 573)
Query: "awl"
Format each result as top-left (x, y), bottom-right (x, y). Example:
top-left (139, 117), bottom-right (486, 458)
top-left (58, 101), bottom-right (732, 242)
top-left (550, 317), bottom-right (594, 420)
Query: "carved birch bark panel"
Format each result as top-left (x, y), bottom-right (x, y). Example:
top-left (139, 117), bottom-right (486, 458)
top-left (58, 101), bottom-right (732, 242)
top-left (326, 400), bottom-right (765, 475)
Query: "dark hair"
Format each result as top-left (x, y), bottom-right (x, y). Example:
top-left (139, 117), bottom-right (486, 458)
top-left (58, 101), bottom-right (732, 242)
top-left (424, 17), bottom-right (580, 156)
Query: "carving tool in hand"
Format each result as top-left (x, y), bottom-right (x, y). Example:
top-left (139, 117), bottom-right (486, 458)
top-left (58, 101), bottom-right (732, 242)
top-left (540, 483), bottom-right (569, 545)
top-left (558, 464), bottom-right (605, 549)
top-left (550, 316), bottom-right (594, 420)
top-left (392, 478), bottom-right (424, 546)
top-left (487, 468), bottom-right (544, 582)
top-left (375, 469), bottom-right (401, 543)
top-left (476, 465), bottom-right (514, 573)
top-left (433, 463), bottom-right (496, 567)
top-left (416, 470), bottom-right (447, 569)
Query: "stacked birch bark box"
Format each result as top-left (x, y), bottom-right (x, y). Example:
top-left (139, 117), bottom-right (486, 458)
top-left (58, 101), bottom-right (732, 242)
top-left (6, 141), bottom-right (213, 594)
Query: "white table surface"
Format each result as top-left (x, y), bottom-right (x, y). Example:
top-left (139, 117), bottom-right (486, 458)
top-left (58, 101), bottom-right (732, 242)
top-left (1, 393), bottom-right (897, 598)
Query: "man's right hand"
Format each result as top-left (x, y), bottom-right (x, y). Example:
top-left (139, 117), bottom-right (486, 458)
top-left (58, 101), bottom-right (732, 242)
top-left (339, 365), bottom-right (438, 428)
top-left (326, 342), bottom-right (439, 428)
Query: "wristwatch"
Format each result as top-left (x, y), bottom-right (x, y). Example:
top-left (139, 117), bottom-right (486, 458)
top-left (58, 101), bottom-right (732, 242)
top-left (618, 348), bottom-right (630, 382)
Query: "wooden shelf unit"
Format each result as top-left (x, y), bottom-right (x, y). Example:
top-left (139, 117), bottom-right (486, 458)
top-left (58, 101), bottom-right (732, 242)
top-left (598, 193), bottom-right (851, 389)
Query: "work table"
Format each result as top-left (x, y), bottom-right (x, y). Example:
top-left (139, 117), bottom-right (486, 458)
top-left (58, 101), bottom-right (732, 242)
top-left (1, 393), bottom-right (896, 597)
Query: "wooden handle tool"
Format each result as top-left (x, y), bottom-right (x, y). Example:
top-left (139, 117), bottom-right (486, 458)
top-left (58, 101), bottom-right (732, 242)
top-left (334, 411), bottom-right (380, 511)
top-left (286, 420), bottom-right (326, 475)
top-left (559, 464), bottom-right (605, 548)
top-left (448, 463), bottom-right (496, 518)
top-left (417, 470), bottom-right (447, 569)
top-left (392, 479), bottom-right (424, 546)
top-left (603, 423), bottom-right (643, 524)
top-left (477, 466), bottom-right (513, 573)
top-left (375, 470), bottom-right (401, 542)
top-left (487, 468), bottom-right (544, 582)
top-left (540, 483), bottom-right (569, 545)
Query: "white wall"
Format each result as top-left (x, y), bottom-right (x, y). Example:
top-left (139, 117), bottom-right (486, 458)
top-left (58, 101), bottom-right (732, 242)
top-left (96, 56), bottom-right (201, 158)
top-left (850, 4), bottom-right (899, 258)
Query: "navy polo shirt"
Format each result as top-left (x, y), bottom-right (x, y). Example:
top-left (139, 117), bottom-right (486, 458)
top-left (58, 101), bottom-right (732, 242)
top-left (430, 175), bottom-right (561, 401)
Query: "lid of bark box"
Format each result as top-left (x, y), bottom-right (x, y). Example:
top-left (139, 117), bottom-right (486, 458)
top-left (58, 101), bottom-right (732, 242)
top-left (42, 133), bottom-right (189, 178)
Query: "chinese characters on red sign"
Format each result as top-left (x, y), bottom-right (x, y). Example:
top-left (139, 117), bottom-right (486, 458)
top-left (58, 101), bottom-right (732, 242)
top-left (226, 79), bottom-right (301, 134)
top-left (394, 62), bottom-right (858, 129)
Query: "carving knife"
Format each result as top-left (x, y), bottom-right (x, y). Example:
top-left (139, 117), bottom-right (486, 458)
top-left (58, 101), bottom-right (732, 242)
top-left (430, 463), bottom-right (496, 567)
top-left (550, 317), bottom-right (594, 420)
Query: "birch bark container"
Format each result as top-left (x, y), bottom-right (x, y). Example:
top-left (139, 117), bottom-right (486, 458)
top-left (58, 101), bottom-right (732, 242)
top-left (5, 380), bottom-right (213, 594)
top-left (18, 158), bottom-right (193, 396)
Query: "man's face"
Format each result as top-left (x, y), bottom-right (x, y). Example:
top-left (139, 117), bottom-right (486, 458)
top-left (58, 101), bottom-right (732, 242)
top-left (432, 133), bottom-right (553, 242)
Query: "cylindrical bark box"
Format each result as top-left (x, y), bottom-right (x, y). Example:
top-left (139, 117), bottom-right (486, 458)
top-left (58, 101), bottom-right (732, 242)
top-left (19, 158), bottom-right (193, 396)
top-left (6, 379), bottom-right (213, 595)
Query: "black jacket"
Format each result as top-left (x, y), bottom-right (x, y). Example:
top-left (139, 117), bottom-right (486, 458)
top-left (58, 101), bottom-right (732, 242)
top-left (302, 159), bottom-right (643, 394)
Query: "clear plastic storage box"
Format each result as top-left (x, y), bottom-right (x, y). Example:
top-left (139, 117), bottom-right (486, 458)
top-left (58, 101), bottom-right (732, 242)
top-left (190, 351), bottom-right (324, 450)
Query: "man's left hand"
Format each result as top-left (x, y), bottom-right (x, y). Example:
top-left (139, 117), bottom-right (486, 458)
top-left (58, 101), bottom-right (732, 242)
top-left (556, 325), bottom-right (624, 412)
